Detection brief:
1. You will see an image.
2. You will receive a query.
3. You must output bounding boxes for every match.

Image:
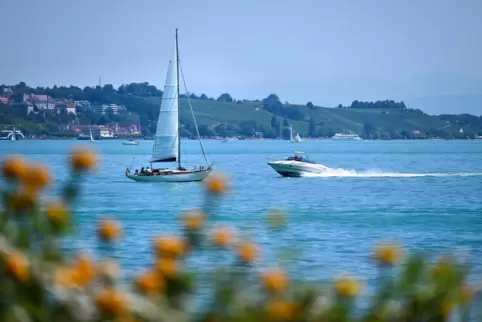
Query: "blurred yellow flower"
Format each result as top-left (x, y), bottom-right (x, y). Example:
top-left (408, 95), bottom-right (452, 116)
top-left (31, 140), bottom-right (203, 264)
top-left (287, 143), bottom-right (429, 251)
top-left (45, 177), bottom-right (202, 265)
top-left (74, 253), bottom-right (97, 287)
top-left (135, 270), bottom-right (165, 295)
top-left (334, 275), bottom-right (361, 298)
top-left (183, 209), bottom-right (206, 230)
top-left (262, 268), bottom-right (288, 294)
top-left (55, 254), bottom-right (97, 288)
top-left (211, 225), bottom-right (234, 248)
top-left (20, 164), bottom-right (51, 190)
top-left (2, 155), bottom-right (27, 180)
top-left (205, 172), bottom-right (229, 195)
top-left (432, 256), bottom-right (454, 279)
top-left (238, 242), bottom-right (260, 264)
top-left (373, 241), bottom-right (403, 266)
top-left (46, 200), bottom-right (69, 225)
top-left (6, 251), bottom-right (30, 283)
top-left (266, 299), bottom-right (297, 321)
top-left (154, 235), bottom-right (185, 259)
top-left (98, 259), bottom-right (120, 279)
top-left (9, 190), bottom-right (36, 212)
top-left (96, 287), bottom-right (127, 317)
top-left (156, 258), bottom-right (178, 278)
top-left (97, 217), bottom-right (122, 242)
top-left (55, 266), bottom-right (78, 288)
top-left (70, 148), bottom-right (97, 172)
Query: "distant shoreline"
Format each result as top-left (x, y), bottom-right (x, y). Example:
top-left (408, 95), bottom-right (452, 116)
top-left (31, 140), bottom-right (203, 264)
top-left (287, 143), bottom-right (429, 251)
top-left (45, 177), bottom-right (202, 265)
top-left (4, 137), bottom-right (481, 142)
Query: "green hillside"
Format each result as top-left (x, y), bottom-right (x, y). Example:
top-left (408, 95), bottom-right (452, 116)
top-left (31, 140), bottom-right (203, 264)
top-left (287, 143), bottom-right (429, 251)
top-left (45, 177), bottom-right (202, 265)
top-left (151, 97), bottom-right (479, 139)
top-left (1, 82), bottom-right (481, 139)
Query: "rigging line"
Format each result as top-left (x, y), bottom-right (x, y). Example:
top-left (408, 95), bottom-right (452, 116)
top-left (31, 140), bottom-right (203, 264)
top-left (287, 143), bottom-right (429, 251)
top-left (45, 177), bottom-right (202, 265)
top-left (179, 62), bottom-right (210, 166)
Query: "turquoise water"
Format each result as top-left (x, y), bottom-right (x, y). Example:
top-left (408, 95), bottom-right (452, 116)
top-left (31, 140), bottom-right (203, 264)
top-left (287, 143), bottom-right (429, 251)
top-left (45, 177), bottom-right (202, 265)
top-left (1, 140), bottom-right (482, 284)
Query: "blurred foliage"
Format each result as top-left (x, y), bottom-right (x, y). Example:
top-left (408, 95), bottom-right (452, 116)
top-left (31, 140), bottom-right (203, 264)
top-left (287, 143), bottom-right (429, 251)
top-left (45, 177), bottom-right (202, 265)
top-left (0, 151), bottom-right (480, 322)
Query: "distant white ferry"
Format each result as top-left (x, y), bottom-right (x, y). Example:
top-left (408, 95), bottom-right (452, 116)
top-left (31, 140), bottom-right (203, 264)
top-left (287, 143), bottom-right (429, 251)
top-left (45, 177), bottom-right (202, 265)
top-left (331, 132), bottom-right (362, 140)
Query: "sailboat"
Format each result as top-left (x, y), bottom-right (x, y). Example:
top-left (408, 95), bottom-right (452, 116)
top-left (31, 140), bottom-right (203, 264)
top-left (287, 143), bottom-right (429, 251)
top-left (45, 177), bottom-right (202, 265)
top-left (125, 29), bottom-right (212, 183)
top-left (293, 132), bottom-right (302, 143)
top-left (222, 122), bottom-right (228, 142)
top-left (10, 126), bottom-right (16, 142)
top-left (89, 127), bottom-right (95, 142)
top-left (289, 125), bottom-right (301, 143)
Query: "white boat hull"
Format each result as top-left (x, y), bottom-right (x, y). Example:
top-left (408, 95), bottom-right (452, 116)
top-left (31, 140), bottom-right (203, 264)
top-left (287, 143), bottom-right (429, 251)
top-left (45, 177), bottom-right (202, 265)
top-left (126, 168), bottom-right (211, 182)
top-left (331, 133), bottom-right (362, 140)
top-left (331, 137), bottom-right (362, 140)
top-left (267, 160), bottom-right (329, 177)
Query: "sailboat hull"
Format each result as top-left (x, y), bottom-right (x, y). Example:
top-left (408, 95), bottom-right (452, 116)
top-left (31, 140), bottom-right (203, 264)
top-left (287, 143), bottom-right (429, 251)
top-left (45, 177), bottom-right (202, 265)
top-left (126, 169), bottom-right (211, 183)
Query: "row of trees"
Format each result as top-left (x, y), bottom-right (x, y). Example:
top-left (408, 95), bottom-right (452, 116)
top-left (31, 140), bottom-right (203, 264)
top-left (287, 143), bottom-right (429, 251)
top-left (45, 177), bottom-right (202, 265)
top-left (337, 100), bottom-right (408, 109)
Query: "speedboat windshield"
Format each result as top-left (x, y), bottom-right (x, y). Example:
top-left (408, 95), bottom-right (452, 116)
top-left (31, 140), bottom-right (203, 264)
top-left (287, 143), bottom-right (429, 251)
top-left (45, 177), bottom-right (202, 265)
top-left (286, 155), bottom-right (316, 164)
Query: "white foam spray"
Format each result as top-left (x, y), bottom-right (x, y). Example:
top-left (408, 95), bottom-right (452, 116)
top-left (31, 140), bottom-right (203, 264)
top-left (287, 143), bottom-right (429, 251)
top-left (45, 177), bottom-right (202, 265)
top-left (300, 167), bottom-right (482, 178)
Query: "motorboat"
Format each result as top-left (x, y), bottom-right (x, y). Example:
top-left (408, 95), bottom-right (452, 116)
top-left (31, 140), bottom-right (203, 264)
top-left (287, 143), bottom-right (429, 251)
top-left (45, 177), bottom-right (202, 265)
top-left (0, 127), bottom-right (24, 141)
top-left (267, 151), bottom-right (330, 177)
top-left (123, 139), bottom-right (139, 146)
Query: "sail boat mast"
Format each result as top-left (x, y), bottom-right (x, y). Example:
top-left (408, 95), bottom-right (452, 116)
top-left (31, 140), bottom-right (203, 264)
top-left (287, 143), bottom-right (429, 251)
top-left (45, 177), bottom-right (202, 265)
top-left (175, 28), bottom-right (181, 169)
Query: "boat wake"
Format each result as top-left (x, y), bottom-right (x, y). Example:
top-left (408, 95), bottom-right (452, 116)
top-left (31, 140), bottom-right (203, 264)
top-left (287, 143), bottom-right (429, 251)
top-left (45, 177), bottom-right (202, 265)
top-left (301, 168), bottom-right (482, 178)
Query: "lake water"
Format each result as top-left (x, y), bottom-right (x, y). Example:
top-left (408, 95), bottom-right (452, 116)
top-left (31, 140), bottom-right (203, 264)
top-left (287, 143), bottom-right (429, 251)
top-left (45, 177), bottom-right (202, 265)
top-left (2, 139), bottom-right (482, 285)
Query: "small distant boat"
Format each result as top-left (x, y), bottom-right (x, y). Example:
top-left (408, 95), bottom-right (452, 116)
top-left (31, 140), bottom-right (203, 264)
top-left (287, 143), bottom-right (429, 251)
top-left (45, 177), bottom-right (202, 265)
top-left (10, 126), bottom-right (16, 142)
top-left (123, 139), bottom-right (139, 146)
top-left (289, 125), bottom-right (302, 143)
top-left (331, 132), bottom-right (362, 140)
top-left (89, 127), bottom-right (95, 143)
top-left (268, 151), bottom-right (329, 177)
top-left (221, 122), bottom-right (229, 142)
top-left (292, 132), bottom-right (302, 143)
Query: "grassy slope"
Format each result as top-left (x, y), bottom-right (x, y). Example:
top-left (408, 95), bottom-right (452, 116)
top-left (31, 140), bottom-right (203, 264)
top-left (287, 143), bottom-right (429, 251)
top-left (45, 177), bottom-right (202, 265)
top-left (144, 97), bottom-right (462, 136)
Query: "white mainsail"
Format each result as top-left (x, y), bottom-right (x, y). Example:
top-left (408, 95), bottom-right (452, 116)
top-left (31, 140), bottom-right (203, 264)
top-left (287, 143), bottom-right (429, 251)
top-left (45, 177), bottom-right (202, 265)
top-left (151, 41), bottom-right (179, 163)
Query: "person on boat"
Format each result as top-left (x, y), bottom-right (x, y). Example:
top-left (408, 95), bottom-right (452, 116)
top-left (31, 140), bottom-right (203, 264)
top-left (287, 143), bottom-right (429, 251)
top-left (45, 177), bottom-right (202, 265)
top-left (146, 167), bottom-right (152, 175)
top-left (140, 167), bottom-right (145, 175)
top-left (134, 169), bottom-right (139, 175)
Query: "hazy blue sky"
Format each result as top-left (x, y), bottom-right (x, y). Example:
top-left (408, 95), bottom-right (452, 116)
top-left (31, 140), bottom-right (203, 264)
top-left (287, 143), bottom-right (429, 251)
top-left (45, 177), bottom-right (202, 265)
top-left (1, 0), bottom-right (481, 114)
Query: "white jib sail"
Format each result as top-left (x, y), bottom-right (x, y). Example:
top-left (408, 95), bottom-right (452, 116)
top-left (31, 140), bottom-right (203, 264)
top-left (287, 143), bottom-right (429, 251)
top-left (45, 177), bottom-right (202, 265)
top-left (151, 40), bottom-right (179, 163)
